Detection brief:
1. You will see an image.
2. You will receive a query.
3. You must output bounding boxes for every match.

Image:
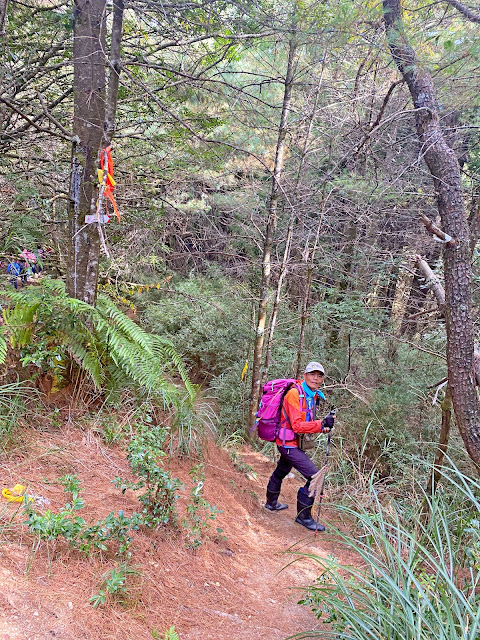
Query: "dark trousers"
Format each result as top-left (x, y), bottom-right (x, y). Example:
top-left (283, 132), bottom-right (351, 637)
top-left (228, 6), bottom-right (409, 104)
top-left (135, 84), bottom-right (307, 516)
top-left (267, 446), bottom-right (319, 496)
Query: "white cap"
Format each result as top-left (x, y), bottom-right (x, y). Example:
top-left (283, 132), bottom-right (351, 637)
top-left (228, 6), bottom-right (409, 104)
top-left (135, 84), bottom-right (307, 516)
top-left (304, 361), bottom-right (325, 375)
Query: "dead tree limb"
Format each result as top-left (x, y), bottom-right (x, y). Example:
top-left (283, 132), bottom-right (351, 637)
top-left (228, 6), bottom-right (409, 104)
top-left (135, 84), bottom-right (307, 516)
top-left (415, 255), bottom-right (480, 385)
top-left (445, 0), bottom-right (480, 23)
top-left (420, 215), bottom-right (456, 246)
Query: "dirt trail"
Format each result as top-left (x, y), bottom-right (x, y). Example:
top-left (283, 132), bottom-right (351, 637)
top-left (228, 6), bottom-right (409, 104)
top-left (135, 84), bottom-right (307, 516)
top-left (0, 428), bottom-right (345, 640)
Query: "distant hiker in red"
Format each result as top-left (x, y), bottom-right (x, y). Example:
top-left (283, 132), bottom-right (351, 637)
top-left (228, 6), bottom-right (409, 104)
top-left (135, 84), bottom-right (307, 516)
top-left (265, 361), bottom-right (334, 532)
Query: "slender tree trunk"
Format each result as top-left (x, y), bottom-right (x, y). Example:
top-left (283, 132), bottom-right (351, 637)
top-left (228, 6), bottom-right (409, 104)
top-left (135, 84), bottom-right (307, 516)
top-left (0, 0), bottom-right (8, 36)
top-left (295, 254), bottom-right (313, 379)
top-left (384, 0), bottom-right (480, 465)
top-left (66, 0), bottom-right (107, 304)
top-left (426, 385), bottom-right (452, 496)
top-left (326, 218), bottom-right (358, 349)
top-left (103, 0), bottom-right (124, 147)
top-left (388, 252), bottom-right (415, 359)
top-left (247, 40), bottom-right (297, 431)
top-left (262, 215), bottom-right (294, 384)
top-left (295, 220), bottom-right (322, 379)
top-left (263, 62), bottom-right (325, 382)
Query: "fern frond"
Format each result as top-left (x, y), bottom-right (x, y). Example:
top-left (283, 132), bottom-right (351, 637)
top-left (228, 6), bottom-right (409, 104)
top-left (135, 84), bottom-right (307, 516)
top-left (3, 300), bottom-right (41, 347)
top-left (150, 336), bottom-right (195, 400)
top-left (96, 295), bottom-right (153, 353)
top-left (0, 326), bottom-right (7, 364)
top-left (66, 337), bottom-right (105, 389)
top-left (1, 281), bottom-right (193, 402)
top-left (38, 278), bottom-right (66, 295)
top-left (61, 322), bottom-right (105, 389)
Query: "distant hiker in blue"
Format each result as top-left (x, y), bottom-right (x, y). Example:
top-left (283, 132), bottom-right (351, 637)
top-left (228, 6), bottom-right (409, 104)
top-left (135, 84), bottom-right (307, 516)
top-left (6, 261), bottom-right (22, 289)
top-left (265, 361), bottom-right (334, 532)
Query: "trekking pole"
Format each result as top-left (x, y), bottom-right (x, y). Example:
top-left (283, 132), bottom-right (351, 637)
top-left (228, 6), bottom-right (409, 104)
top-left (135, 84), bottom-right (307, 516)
top-left (313, 409), bottom-right (335, 533)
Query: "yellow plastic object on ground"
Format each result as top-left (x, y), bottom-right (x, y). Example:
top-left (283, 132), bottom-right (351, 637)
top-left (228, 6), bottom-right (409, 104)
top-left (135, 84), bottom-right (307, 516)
top-left (1, 484), bottom-right (32, 502)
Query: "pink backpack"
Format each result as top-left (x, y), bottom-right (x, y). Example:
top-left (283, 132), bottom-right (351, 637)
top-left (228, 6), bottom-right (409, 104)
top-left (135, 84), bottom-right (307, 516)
top-left (254, 379), bottom-right (304, 442)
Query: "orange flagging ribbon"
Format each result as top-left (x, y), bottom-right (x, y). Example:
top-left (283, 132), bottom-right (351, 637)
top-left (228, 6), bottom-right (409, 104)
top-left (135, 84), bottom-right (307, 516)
top-left (100, 146), bottom-right (121, 222)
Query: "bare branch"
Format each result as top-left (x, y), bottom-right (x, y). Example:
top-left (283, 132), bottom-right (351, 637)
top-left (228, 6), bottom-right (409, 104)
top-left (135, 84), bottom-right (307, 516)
top-left (119, 64), bottom-right (273, 174)
top-left (37, 91), bottom-right (73, 139)
top-left (445, 0), bottom-right (480, 23)
top-left (420, 214), bottom-right (456, 245)
top-left (0, 95), bottom-right (74, 141)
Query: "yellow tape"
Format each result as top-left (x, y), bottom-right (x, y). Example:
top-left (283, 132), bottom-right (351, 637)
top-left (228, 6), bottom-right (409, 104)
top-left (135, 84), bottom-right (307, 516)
top-left (2, 484), bottom-right (32, 502)
top-left (241, 360), bottom-right (248, 381)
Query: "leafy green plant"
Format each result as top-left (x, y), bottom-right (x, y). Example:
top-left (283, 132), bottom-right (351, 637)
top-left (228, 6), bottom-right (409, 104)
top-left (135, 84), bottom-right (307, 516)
top-left (295, 463), bottom-right (480, 640)
top-left (115, 421), bottom-right (182, 528)
top-left (151, 626), bottom-right (179, 640)
top-left (58, 473), bottom-right (81, 499)
top-left (89, 562), bottom-right (140, 608)
top-left (100, 416), bottom-right (127, 444)
top-left (24, 475), bottom-right (141, 555)
top-left (226, 448), bottom-right (257, 479)
top-left (0, 279), bottom-right (194, 399)
top-left (24, 499), bottom-right (85, 542)
top-left (80, 511), bottom-right (142, 555)
top-left (182, 464), bottom-right (221, 550)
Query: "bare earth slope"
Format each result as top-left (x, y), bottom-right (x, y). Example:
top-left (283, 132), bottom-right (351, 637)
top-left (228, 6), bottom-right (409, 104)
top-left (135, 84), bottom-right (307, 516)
top-left (0, 427), bottom-right (343, 640)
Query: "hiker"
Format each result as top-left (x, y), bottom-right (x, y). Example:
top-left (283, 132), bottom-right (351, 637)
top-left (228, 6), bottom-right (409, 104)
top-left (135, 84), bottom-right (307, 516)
top-left (33, 245), bottom-right (45, 277)
top-left (18, 260), bottom-right (28, 285)
top-left (265, 361), bottom-right (334, 532)
top-left (6, 260), bottom-right (22, 288)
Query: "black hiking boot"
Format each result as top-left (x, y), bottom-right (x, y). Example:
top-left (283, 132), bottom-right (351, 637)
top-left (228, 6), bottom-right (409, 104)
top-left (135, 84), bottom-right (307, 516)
top-left (265, 490), bottom-right (288, 511)
top-left (295, 489), bottom-right (325, 532)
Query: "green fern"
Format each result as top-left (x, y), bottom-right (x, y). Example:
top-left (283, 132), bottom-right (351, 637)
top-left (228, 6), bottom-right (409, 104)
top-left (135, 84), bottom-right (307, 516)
top-left (164, 626), bottom-right (179, 640)
top-left (0, 326), bottom-right (7, 364)
top-left (0, 279), bottom-right (193, 399)
top-left (150, 337), bottom-right (196, 400)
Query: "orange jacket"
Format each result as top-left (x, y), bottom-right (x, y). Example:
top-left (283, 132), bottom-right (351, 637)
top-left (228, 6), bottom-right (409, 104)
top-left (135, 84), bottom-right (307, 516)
top-left (275, 383), bottom-right (325, 447)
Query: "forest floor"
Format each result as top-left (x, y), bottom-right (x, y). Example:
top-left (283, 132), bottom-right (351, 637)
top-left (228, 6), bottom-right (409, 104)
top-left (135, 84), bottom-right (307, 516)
top-left (0, 422), bottom-right (352, 640)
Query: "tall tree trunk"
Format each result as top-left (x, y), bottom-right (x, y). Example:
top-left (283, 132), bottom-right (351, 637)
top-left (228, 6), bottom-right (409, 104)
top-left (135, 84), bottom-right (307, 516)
top-left (263, 62), bottom-right (325, 382)
top-left (247, 40), bottom-right (296, 431)
top-left (383, 0), bottom-right (480, 465)
top-left (103, 0), bottom-right (124, 147)
top-left (0, 0), bottom-right (8, 36)
top-left (295, 220), bottom-right (322, 379)
top-left (426, 385), bottom-right (452, 496)
top-left (388, 251), bottom-right (415, 359)
top-left (66, 0), bottom-right (107, 304)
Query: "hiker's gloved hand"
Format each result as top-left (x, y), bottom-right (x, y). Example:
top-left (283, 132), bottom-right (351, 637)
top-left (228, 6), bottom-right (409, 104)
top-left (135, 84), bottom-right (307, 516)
top-left (321, 414), bottom-right (335, 432)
